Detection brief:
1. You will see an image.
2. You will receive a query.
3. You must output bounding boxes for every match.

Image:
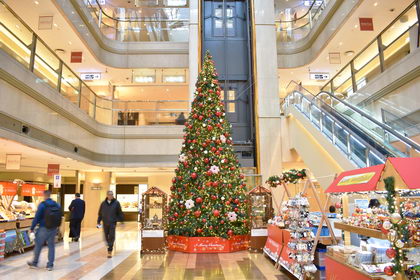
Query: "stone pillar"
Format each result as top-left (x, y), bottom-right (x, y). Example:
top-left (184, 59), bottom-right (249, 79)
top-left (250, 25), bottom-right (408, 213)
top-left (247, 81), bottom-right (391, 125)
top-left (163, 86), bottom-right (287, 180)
top-left (188, 0), bottom-right (200, 108)
top-left (83, 172), bottom-right (111, 228)
top-left (75, 170), bottom-right (82, 193)
top-left (252, 0), bottom-right (282, 180)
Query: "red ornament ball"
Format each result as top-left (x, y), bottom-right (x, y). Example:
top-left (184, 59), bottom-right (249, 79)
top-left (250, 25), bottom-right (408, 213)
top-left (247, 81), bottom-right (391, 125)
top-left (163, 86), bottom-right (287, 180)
top-left (174, 213), bottom-right (179, 217)
top-left (227, 230), bottom-right (233, 236)
top-left (191, 173), bottom-right (197, 179)
top-left (384, 266), bottom-right (394, 276)
top-left (196, 228), bottom-right (203, 233)
top-left (195, 197), bottom-right (203, 204)
top-left (213, 210), bottom-right (220, 217)
top-left (335, 202), bottom-right (342, 209)
top-left (194, 210), bottom-right (201, 217)
top-left (234, 198), bottom-right (240, 204)
top-left (386, 248), bottom-right (397, 259)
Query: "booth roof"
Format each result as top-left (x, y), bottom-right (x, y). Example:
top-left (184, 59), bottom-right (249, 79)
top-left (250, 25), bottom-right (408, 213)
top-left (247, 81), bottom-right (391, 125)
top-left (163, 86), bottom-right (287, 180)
top-left (387, 157), bottom-right (420, 189)
top-left (325, 164), bottom-right (385, 193)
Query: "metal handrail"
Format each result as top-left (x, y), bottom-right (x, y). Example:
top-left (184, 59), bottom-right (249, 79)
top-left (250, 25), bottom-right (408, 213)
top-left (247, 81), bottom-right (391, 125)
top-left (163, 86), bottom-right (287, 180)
top-left (275, 0), bottom-right (323, 23)
top-left (318, 91), bottom-right (420, 152)
top-left (87, 0), bottom-right (189, 23)
top-left (321, 0), bottom-right (419, 94)
top-left (284, 80), bottom-right (420, 154)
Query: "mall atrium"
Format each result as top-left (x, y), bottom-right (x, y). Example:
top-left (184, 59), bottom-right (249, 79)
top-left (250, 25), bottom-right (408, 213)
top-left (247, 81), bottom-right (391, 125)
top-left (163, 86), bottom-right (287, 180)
top-left (0, 0), bottom-right (419, 279)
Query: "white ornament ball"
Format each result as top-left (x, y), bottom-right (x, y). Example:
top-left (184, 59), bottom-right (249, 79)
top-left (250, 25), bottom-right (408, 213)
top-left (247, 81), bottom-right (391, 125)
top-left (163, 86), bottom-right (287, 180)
top-left (382, 220), bottom-right (392, 230)
top-left (395, 239), bottom-right (405, 248)
top-left (390, 213), bottom-right (402, 224)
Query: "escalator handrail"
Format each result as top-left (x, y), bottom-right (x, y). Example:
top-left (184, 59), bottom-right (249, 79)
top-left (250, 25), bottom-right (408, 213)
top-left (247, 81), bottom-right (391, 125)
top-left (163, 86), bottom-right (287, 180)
top-left (287, 91), bottom-right (389, 164)
top-left (317, 91), bottom-right (420, 152)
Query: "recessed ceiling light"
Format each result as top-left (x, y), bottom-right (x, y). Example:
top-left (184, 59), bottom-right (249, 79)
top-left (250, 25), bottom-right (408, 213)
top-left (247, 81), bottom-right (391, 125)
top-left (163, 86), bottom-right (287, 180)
top-left (68, 41), bottom-right (72, 45)
top-left (34, 1), bottom-right (39, 4)
top-left (339, 42), bottom-right (343, 46)
top-left (354, 24), bottom-right (358, 28)
top-left (373, 2), bottom-right (378, 6)
top-left (53, 23), bottom-right (58, 27)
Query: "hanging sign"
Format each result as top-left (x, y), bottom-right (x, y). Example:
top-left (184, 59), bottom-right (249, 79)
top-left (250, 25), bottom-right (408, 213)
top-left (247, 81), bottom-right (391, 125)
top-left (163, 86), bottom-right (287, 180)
top-left (53, 174), bottom-right (61, 189)
top-left (309, 72), bottom-right (330, 80)
top-left (359, 18), bottom-right (374, 31)
top-left (6, 154), bottom-right (21, 170)
top-left (21, 184), bottom-right (46, 196)
top-left (81, 73), bottom-right (101, 81)
top-left (47, 164), bottom-right (60, 176)
top-left (0, 182), bottom-right (18, 196)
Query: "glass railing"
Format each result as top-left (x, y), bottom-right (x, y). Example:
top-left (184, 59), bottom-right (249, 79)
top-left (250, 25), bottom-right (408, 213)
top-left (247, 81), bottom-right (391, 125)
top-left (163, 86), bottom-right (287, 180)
top-left (82, 0), bottom-right (189, 42)
top-left (321, 1), bottom-right (419, 97)
top-left (275, 0), bottom-right (330, 43)
top-left (283, 82), bottom-right (420, 167)
top-left (0, 0), bottom-right (189, 126)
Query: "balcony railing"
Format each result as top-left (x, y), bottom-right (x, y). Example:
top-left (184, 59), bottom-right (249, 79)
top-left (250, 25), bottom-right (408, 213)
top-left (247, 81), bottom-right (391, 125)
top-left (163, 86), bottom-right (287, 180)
top-left (321, 0), bottom-right (420, 98)
top-left (82, 0), bottom-right (189, 42)
top-left (0, 0), bottom-right (189, 126)
top-left (275, 0), bottom-right (330, 43)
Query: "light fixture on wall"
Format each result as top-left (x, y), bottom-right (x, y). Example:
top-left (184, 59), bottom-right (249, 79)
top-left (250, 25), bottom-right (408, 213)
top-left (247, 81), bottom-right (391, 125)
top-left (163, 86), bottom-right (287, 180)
top-left (344, 50), bottom-right (355, 57)
top-left (92, 178), bottom-right (102, 184)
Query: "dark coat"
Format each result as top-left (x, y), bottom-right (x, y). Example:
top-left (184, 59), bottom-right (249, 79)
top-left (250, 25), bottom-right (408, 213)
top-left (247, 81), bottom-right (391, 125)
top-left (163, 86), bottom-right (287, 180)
top-left (69, 198), bottom-right (85, 220)
top-left (97, 198), bottom-right (124, 225)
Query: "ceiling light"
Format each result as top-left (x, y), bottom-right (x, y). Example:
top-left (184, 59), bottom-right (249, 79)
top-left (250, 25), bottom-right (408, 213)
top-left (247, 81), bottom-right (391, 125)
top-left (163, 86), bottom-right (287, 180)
top-left (354, 24), bottom-right (358, 29)
top-left (373, 2), bottom-right (378, 6)
top-left (34, 0), bottom-right (39, 4)
top-left (339, 42), bottom-right (343, 46)
top-left (53, 23), bottom-right (58, 27)
top-left (134, 76), bottom-right (154, 83)
top-left (68, 41), bottom-right (72, 45)
top-left (97, 91), bottom-right (107, 96)
top-left (163, 76), bottom-right (185, 83)
top-left (166, 88), bottom-right (170, 92)
top-left (66, 157), bottom-right (73, 160)
top-left (344, 50), bottom-right (355, 57)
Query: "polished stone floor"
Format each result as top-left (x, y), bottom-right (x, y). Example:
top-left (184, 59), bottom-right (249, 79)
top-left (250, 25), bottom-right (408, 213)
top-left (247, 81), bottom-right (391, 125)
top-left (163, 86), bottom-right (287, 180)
top-left (1, 223), bottom-right (288, 280)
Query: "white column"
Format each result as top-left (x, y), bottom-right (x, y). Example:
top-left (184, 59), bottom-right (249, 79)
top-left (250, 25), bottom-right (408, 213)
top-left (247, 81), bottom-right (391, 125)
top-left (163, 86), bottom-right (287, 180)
top-left (253, 0), bottom-right (282, 182)
top-left (188, 0), bottom-right (200, 108)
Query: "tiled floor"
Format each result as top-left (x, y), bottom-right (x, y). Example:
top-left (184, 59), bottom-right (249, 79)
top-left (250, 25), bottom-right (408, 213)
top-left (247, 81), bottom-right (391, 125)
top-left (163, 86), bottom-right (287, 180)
top-left (1, 223), bottom-right (288, 280)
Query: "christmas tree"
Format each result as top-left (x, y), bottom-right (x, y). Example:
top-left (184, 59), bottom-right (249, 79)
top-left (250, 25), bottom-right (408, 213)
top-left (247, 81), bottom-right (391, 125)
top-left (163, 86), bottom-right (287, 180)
top-left (168, 52), bottom-right (249, 239)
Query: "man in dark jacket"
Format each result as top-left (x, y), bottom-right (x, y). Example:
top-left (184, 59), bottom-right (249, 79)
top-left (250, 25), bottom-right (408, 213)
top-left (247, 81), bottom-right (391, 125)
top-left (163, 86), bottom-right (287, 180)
top-left (68, 193), bottom-right (85, 242)
top-left (27, 190), bottom-right (61, 271)
top-left (97, 191), bottom-right (124, 258)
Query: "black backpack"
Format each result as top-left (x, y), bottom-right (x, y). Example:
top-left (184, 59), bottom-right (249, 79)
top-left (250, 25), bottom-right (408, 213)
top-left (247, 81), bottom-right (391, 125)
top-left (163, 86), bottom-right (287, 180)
top-left (44, 202), bottom-right (62, 229)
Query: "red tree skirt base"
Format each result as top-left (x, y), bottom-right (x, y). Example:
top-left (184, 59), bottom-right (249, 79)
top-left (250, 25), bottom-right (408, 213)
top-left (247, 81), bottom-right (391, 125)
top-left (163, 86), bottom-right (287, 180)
top-left (167, 235), bottom-right (250, 253)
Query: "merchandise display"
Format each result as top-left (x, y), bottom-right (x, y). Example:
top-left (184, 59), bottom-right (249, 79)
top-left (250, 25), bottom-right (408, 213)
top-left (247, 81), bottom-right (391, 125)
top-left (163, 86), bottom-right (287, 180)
top-left (116, 194), bottom-right (139, 212)
top-left (324, 158), bottom-right (420, 279)
top-left (140, 186), bottom-right (167, 254)
top-left (278, 193), bottom-right (317, 279)
top-left (248, 186), bottom-right (273, 251)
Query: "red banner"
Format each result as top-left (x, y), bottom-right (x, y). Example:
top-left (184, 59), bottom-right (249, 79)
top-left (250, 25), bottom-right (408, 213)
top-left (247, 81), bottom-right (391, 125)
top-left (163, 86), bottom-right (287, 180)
top-left (326, 255), bottom-right (371, 280)
top-left (21, 184), bottom-right (46, 196)
top-left (263, 225), bottom-right (283, 261)
top-left (167, 235), bottom-right (249, 253)
top-left (0, 182), bottom-right (18, 196)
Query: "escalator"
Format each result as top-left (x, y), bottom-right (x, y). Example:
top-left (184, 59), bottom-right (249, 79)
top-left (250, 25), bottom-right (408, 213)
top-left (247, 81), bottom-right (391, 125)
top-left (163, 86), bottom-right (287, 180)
top-left (283, 82), bottom-right (420, 169)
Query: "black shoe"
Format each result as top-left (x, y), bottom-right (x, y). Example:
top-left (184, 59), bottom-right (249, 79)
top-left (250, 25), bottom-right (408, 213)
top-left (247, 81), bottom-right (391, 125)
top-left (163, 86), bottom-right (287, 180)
top-left (27, 261), bottom-right (37, 269)
top-left (46, 266), bottom-right (53, 271)
top-left (74, 237), bottom-right (79, 242)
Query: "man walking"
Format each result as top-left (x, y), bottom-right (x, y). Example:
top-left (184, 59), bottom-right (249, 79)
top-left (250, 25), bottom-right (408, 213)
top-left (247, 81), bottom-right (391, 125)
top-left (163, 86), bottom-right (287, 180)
top-left (27, 190), bottom-right (62, 271)
top-left (97, 191), bottom-right (124, 258)
top-left (68, 193), bottom-right (85, 242)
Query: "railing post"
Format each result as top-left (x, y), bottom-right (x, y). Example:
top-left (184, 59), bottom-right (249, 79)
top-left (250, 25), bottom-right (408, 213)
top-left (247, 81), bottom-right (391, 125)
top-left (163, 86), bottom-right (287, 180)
top-left (346, 133), bottom-right (351, 156)
top-left (365, 148), bottom-right (370, 167)
top-left (377, 36), bottom-right (386, 72)
top-left (93, 95), bottom-right (97, 120)
top-left (350, 60), bottom-right (357, 93)
top-left (331, 121), bottom-right (336, 145)
top-left (78, 83), bottom-right (82, 109)
top-left (57, 61), bottom-right (63, 93)
top-left (28, 33), bottom-right (37, 72)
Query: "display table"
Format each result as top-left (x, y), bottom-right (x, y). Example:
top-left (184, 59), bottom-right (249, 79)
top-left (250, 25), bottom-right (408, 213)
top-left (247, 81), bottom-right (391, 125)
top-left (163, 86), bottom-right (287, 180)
top-left (325, 253), bottom-right (392, 280)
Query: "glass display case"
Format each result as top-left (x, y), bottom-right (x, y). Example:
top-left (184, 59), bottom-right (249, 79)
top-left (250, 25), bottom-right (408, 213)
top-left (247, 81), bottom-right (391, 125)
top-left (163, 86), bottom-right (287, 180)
top-left (141, 186), bottom-right (167, 230)
top-left (249, 186), bottom-right (273, 229)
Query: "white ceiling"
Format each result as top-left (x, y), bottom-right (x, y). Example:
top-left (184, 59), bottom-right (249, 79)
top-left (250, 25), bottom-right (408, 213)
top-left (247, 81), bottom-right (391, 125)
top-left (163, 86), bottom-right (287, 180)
top-left (278, 0), bottom-right (413, 95)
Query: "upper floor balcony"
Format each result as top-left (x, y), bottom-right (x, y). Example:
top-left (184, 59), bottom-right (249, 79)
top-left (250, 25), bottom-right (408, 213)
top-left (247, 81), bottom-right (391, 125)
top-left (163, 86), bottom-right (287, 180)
top-left (84, 0), bottom-right (189, 42)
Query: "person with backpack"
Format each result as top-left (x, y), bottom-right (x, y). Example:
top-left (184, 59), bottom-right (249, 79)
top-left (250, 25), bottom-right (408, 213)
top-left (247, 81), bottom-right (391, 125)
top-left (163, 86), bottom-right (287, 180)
top-left (27, 190), bottom-right (62, 271)
top-left (97, 191), bottom-right (124, 258)
top-left (68, 193), bottom-right (85, 242)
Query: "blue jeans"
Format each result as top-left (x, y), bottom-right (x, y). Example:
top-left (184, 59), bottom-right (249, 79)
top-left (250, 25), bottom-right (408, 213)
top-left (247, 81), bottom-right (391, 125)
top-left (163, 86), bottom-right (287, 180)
top-left (32, 227), bottom-right (57, 268)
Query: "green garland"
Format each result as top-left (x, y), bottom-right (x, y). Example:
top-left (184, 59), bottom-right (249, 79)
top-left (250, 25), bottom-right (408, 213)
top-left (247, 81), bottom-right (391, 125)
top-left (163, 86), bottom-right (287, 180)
top-left (266, 169), bottom-right (307, 188)
top-left (384, 176), bottom-right (409, 275)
